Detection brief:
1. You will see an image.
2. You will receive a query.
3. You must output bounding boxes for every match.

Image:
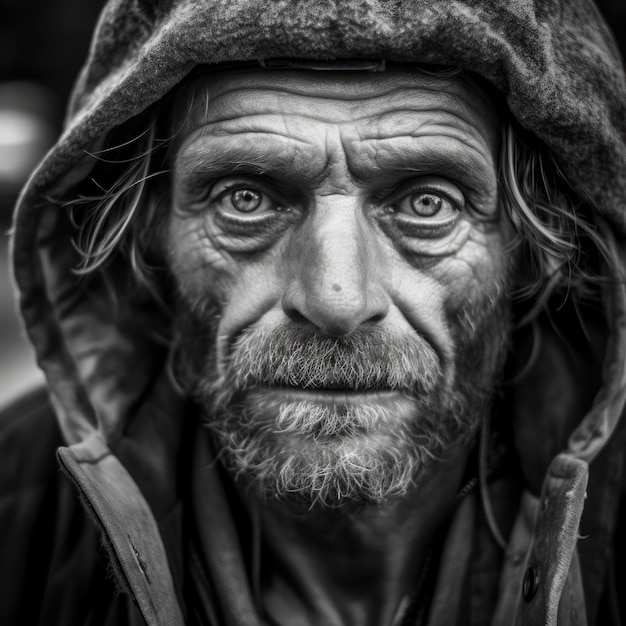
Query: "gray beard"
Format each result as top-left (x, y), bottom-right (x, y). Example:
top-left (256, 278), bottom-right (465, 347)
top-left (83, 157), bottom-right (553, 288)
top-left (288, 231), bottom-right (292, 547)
top-left (173, 296), bottom-right (512, 509)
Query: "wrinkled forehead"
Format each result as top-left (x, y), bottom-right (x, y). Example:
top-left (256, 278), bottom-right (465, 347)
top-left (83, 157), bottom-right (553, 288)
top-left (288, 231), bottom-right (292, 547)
top-left (171, 66), bottom-right (500, 150)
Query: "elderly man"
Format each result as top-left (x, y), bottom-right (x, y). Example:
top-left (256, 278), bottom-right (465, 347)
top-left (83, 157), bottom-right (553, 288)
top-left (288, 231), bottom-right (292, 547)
top-left (2, 1), bottom-right (626, 625)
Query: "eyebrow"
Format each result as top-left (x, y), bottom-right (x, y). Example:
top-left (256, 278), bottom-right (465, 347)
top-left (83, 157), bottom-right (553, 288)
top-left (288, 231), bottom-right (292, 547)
top-left (347, 135), bottom-right (497, 194)
top-left (174, 125), bottom-right (498, 199)
top-left (174, 132), bottom-right (314, 183)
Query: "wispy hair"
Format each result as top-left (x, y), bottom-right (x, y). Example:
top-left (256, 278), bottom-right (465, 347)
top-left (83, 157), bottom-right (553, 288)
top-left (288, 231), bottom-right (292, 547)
top-left (499, 120), bottom-right (609, 318)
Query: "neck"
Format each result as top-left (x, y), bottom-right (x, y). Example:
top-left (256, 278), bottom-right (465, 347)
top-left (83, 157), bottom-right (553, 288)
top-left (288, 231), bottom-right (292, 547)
top-left (239, 444), bottom-right (471, 626)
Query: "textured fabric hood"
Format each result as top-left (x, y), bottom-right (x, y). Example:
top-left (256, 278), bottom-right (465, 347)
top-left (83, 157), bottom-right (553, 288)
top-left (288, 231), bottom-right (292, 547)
top-left (11, 0), bottom-right (626, 466)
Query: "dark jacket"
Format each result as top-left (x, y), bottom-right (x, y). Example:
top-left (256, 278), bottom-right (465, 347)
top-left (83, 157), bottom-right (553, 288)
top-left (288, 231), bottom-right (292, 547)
top-left (3, 0), bottom-right (626, 624)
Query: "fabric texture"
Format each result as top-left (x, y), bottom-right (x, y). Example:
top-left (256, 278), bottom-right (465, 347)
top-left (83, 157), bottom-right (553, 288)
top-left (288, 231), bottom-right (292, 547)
top-left (5, 0), bottom-right (626, 624)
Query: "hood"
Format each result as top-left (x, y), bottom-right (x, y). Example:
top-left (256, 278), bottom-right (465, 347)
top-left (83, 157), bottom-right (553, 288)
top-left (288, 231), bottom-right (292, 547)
top-left (11, 0), bottom-right (626, 476)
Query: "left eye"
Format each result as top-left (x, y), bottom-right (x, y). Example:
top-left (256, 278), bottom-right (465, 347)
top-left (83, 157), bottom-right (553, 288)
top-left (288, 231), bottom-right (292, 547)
top-left (395, 191), bottom-right (456, 219)
top-left (230, 188), bottom-right (263, 212)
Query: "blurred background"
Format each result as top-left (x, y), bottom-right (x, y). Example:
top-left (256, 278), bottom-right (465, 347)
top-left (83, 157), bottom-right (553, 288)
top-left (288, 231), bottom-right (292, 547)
top-left (0, 0), bottom-right (104, 406)
top-left (0, 0), bottom-right (624, 408)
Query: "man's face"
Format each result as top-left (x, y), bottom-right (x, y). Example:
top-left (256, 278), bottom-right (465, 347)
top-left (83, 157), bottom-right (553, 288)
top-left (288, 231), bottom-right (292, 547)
top-left (166, 68), bottom-right (514, 507)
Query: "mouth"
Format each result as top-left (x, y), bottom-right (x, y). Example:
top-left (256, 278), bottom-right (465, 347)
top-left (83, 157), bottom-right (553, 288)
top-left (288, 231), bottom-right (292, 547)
top-left (234, 385), bottom-right (421, 440)
top-left (243, 385), bottom-right (409, 406)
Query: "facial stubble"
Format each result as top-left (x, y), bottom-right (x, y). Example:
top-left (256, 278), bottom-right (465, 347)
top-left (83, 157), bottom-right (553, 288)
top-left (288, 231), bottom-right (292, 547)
top-left (173, 288), bottom-right (512, 509)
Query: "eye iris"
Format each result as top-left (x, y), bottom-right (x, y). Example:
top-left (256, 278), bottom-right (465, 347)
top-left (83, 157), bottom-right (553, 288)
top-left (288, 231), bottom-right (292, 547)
top-left (410, 193), bottom-right (443, 217)
top-left (231, 189), bottom-right (262, 212)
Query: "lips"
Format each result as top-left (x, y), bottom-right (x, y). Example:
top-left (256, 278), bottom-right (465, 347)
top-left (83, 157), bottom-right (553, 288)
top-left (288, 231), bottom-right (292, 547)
top-left (247, 386), bottom-right (404, 404)
top-left (240, 386), bottom-right (419, 416)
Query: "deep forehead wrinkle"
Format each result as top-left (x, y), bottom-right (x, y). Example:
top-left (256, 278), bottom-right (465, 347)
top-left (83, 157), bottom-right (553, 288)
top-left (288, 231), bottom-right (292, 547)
top-left (177, 119), bottom-right (313, 156)
top-left (175, 68), bottom-right (498, 151)
top-left (185, 83), bottom-right (494, 130)
top-left (178, 98), bottom-right (496, 164)
top-left (173, 68), bottom-right (499, 191)
top-left (352, 114), bottom-right (498, 167)
top-left (347, 109), bottom-right (496, 151)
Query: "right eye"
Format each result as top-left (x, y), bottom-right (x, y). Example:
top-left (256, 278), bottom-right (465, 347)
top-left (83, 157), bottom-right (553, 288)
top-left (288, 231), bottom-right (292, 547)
top-left (214, 183), bottom-right (285, 216)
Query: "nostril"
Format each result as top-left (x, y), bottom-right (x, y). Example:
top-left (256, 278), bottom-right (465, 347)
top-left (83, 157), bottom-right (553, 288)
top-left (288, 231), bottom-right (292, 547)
top-left (284, 306), bottom-right (309, 325)
top-left (367, 311), bottom-right (386, 325)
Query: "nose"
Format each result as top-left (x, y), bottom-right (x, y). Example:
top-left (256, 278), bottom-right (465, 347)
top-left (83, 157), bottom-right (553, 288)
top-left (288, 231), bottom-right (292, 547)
top-left (282, 197), bottom-right (389, 336)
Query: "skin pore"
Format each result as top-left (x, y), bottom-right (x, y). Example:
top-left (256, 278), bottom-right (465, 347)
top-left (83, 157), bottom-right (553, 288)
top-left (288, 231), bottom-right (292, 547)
top-left (165, 68), bottom-right (514, 625)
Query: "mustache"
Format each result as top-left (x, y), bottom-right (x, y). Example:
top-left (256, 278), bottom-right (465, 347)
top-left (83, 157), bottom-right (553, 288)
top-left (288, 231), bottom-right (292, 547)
top-left (210, 324), bottom-right (442, 398)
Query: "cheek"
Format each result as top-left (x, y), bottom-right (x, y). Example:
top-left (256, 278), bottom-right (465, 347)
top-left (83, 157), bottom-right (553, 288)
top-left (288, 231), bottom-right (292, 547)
top-left (394, 216), bottom-right (511, 295)
top-left (388, 226), bottom-right (511, 343)
top-left (435, 227), bottom-right (513, 325)
top-left (221, 267), bottom-right (283, 328)
top-left (165, 213), bottom-right (285, 332)
top-left (166, 214), bottom-right (236, 306)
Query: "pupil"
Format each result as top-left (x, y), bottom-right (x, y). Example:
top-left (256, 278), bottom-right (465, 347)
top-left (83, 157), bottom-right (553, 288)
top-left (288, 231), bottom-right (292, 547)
top-left (412, 193), bottom-right (442, 216)
top-left (232, 189), bottom-right (262, 212)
